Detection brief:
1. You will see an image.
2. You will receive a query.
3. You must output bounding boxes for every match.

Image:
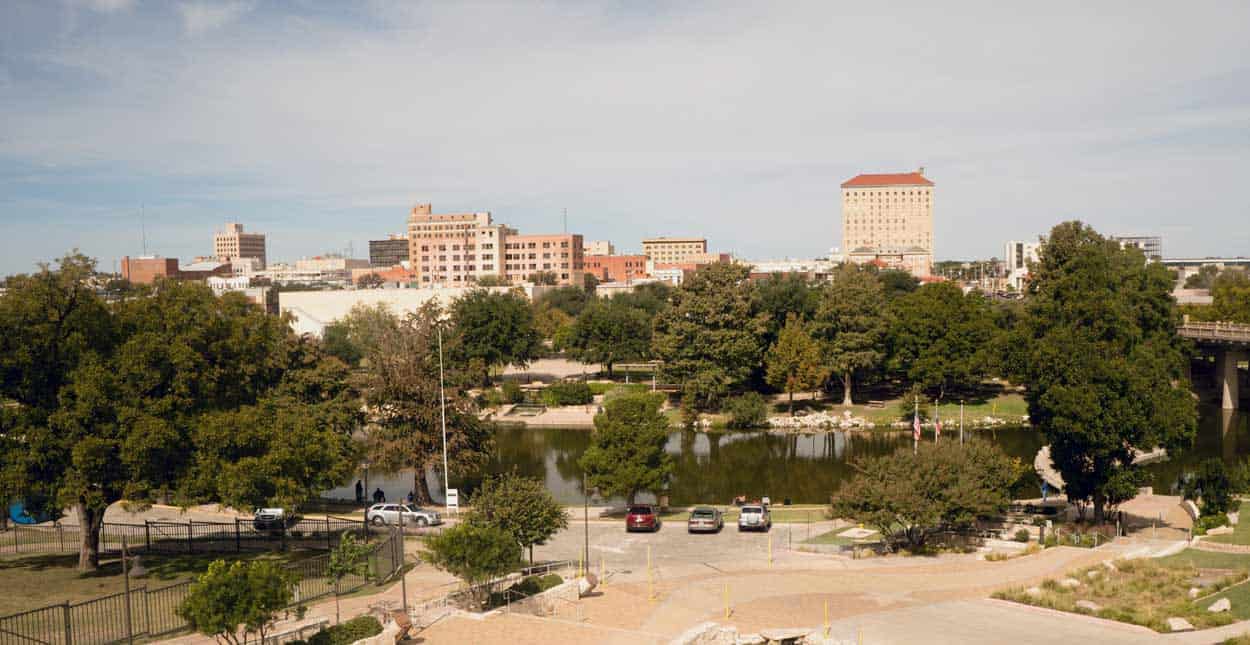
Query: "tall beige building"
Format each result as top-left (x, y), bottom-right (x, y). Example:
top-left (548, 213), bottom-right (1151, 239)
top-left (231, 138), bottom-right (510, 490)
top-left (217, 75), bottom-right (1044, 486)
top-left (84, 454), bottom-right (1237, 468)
top-left (407, 204), bottom-right (510, 285)
top-left (213, 223), bottom-right (267, 269)
top-left (642, 237), bottom-right (708, 264)
top-left (841, 169), bottom-right (934, 277)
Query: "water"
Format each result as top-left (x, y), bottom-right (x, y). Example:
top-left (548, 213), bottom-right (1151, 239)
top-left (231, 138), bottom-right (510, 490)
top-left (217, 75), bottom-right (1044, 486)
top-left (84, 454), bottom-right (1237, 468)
top-left (326, 404), bottom-right (1249, 507)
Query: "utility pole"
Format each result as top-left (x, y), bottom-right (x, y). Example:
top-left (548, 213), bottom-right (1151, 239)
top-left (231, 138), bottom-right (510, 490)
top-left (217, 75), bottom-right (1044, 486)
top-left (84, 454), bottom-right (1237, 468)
top-left (438, 324), bottom-right (449, 500)
top-left (122, 535), bottom-right (134, 645)
top-left (582, 471), bottom-right (590, 576)
top-left (397, 506), bottom-right (408, 613)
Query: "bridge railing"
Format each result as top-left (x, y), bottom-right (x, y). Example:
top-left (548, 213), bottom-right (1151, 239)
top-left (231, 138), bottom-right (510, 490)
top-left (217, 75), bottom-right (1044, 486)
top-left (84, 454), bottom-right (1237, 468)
top-left (1178, 321), bottom-right (1250, 343)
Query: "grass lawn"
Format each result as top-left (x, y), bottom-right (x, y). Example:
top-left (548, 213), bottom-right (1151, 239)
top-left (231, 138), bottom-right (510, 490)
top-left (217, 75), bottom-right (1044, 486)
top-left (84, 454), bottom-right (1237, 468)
top-left (804, 527), bottom-right (879, 546)
top-left (1201, 578), bottom-right (1250, 620)
top-left (764, 391), bottom-right (1028, 427)
top-left (994, 558), bottom-right (1245, 632)
top-left (1207, 501), bottom-right (1250, 545)
top-left (1158, 549), bottom-right (1250, 570)
top-left (0, 549), bottom-right (323, 616)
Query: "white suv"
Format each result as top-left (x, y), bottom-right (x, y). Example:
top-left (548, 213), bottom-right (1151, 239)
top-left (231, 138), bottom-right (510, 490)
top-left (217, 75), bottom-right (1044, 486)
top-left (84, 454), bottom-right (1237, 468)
top-left (737, 505), bottom-right (771, 532)
top-left (366, 503), bottom-right (442, 527)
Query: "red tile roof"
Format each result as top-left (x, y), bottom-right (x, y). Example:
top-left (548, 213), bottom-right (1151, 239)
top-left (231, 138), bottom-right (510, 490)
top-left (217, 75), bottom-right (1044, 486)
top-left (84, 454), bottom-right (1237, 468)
top-left (841, 172), bottom-right (933, 188)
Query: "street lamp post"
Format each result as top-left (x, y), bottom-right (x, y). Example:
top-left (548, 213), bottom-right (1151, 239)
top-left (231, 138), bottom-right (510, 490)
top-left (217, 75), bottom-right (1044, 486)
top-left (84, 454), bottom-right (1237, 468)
top-left (582, 472), bottom-right (590, 575)
top-left (437, 324), bottom-right (450, 504)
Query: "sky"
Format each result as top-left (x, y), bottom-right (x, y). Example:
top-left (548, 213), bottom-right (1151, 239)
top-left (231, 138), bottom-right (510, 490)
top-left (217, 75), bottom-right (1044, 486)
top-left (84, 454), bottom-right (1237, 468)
top-left (1, 1), bottom-right (1249, 275)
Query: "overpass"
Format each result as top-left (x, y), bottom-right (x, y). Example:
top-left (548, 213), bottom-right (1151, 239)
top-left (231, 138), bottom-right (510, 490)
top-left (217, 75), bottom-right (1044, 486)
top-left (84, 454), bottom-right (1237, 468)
top-left (1178, 321), bottom-right (1250, 410)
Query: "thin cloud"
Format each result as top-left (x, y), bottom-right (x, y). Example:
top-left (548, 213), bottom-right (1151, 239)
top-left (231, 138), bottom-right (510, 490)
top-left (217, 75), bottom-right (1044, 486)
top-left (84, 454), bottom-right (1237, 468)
top-left (178, 1), bottom-right (252, 36)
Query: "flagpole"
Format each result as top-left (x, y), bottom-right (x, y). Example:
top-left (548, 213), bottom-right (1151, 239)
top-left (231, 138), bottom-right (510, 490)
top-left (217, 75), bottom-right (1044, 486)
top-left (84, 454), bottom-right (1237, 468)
top-left (959, 399), bottom-right (965, 445)
top-left (913, 394), bottom-right (918, 454)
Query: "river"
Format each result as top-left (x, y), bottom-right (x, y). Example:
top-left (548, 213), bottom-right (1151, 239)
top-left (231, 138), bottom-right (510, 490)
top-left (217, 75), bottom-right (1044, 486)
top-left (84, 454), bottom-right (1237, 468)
top-left (326, 404), bottom-right (1248, 507)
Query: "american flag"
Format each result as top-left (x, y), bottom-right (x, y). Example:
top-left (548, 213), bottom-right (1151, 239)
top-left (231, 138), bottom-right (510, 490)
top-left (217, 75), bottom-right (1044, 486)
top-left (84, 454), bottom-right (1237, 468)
top-left (935, 410), bottom-right (942, 440)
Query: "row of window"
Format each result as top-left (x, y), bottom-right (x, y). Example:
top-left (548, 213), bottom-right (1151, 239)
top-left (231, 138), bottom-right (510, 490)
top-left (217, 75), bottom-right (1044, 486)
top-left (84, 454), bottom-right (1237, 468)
top-left (505, 253), bottom-right (571, 260)
top-left (417, 243), bottom-right (495, 252)
top-left (504, 263), bottom-right (569, 271)
top-left (505, 241), bottom-right (572, 250)
top-left (420, 264), bottom-right (497, 273)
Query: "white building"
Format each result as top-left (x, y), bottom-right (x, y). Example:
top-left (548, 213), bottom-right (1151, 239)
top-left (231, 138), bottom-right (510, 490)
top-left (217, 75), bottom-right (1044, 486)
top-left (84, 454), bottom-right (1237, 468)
top-left (1003, 240), bottom-right (1040, 291)
top-left (584, 240), bottom-right (615, 256)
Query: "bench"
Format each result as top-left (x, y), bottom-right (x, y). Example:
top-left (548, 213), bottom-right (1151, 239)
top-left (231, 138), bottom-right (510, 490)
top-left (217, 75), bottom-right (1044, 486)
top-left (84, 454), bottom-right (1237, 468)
top-left (866, 400), bottom-right (885, 409)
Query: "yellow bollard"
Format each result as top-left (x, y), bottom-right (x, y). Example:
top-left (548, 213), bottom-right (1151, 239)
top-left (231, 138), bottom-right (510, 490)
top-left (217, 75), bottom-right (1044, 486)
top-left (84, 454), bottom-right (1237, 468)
top-left (724, 583), bottom-right (730, 619)
top-left (858, 626), bottom-right (863, 645)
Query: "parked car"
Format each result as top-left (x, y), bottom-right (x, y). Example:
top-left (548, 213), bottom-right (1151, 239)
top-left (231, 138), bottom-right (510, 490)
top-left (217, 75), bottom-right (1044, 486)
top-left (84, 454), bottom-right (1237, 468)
top-left (687, 507), bottom-right (723, 533)
top-left (252, 508), bottom-right (297, 531)
top-left (737, 504), bottom-right (771, 532)
top-left (625, 504), bottom-right (662, 532)
top-left (366, 503), bottom-right (442, 527)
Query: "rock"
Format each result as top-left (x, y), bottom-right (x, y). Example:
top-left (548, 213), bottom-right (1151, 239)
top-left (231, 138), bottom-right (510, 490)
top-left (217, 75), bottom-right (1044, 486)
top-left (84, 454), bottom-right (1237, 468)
top-left (1166, 617), bottom-right (1195, 632)
top-left (759, 627), bottom-right (812, 642)
top-left (1025, 586), bottom-right (1043, 598)
top-left (671, 622), bottom-right (721, 645)
top-left (735, 634), bottom-right (766, 645)
top-left (1189, 587), bottom-right (1201, 599)
top-left (1059, 578), bottom-right (1081, 589)
top-left (1208, 598), bottom-right (1231, 613)
top-left (1102, 561), bottom-right (1118, 572)
top-left (1075, 600), bottom-right (1102, 613)
top-left (1086, 570), bottom-right (1100, 580)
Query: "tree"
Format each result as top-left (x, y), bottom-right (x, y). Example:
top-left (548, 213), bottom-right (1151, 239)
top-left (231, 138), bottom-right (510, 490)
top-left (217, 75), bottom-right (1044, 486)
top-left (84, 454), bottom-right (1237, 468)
top-left (579, 393), bottom-right (673, 504)
top-left (449, 289), bottom-right (540, 384)
top-left (364, 303), bottom-right (493, 504)
top-left (877, 269), bottom-right (920, 299)
top-left (564, 299), bottom-right (652, 376)
top-left (754, 272), bottom-right (816, 347)
top-left (0, 264), bottom-right (324, 571)
top-left (813, 264), bottom-right (886, 406)
top-left (319, 303), bottom-right (400, 367)
top-left (476, 274), bottom-right (509, 287)
top-left (1211, 270), bottom-right (1250, 323)
top-left (423, 523), bottom-right (522, 606)
top-left (327, 533), bottom-right (372, 623)
top-left (528, 271), bottom-right (559, 286)
top-left (611, 281), bottom-right (673, 317)
top-left (1183, 264), bottom-right (1221, 290)
top-left (532, 304), bottom-right (574, 345)
top-left (886, 282), bottom-right (997, 401)
top-left (1183, 459), bottom-right (1234, 517)
top-left (1011, 222), bottom-right (1196, 523)
top-left (652, 263), bottom-right (766, 410)
top-left (830, 439), bottom-right (1021, 551)
top-left (177, 559), bottom-right (297, 645)
top-left (356, 273), bottom-right (385, 289)
top-left (466, 471), bottom-right (569, 564)
top-left (765, 314), bottom-right (828, 414)
top-left (534, 286), bottom-right (590, 317)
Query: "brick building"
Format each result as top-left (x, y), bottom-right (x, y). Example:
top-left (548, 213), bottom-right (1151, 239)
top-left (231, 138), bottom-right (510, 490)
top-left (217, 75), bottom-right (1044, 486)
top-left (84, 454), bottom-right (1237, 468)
top-left (584, 254), bottom-right (648, 282)
top-left (503, 233), bottom-right (584, 285)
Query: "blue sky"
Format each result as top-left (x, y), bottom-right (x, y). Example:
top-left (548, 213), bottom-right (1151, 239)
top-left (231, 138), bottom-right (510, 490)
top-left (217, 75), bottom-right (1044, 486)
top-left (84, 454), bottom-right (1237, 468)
top-left (2, 0), bottom-right (1249, 275)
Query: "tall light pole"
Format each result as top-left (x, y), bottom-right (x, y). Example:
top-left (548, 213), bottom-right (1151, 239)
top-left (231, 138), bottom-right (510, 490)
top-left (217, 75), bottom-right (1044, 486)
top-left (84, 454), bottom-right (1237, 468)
top-left (438, 324), bottom-right (449, 500)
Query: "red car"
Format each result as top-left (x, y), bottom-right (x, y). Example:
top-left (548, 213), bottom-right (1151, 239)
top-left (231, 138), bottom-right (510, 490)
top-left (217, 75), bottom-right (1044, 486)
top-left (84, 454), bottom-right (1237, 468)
top-left (625, 504), bottom-right (662, 532)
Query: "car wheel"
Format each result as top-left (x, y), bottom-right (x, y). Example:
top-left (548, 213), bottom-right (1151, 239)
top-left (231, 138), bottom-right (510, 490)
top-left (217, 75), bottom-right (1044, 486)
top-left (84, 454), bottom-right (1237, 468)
top-left (370, 516), bottom-right (385, 526)
top-left (416, 517), bottom-right (428, 527)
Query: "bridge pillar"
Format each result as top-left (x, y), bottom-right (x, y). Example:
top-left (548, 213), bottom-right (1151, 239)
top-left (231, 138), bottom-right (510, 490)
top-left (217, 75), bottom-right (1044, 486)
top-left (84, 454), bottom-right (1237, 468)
top-left (1218, 349), bottom-right (1245, 410)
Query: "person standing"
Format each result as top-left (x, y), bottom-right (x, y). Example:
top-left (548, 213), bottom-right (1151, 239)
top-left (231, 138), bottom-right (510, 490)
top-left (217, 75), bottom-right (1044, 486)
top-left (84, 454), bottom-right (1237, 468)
top-left (355, 480), bottom-right (364, 504)
top-left (373, 488), bottom-right (386, 504)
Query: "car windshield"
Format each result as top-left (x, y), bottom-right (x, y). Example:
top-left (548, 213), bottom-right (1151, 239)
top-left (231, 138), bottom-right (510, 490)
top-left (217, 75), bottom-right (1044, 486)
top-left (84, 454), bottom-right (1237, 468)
top-left (741, 506), bottom-right (762, 514)
top-left (628, 506), bottom-right (653, 515)
top-left (691, 509), bottom-right (715, 518)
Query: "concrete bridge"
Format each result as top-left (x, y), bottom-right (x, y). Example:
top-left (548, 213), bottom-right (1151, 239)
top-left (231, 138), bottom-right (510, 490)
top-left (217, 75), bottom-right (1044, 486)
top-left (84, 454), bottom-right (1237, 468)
top-left (1179, 320), bottom-right (1250, 410)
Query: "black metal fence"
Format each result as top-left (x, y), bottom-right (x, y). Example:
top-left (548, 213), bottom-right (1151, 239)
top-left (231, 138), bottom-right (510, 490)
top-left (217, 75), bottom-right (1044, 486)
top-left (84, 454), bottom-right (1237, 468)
top-left (0, 532), bottom-right (402, 645)
top-left (0, 516), bottom-right (368, 557)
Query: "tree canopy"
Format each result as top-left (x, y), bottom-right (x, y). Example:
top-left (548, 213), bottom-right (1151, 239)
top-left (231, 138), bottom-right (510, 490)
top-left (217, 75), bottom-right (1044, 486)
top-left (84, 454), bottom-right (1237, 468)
top-left (813, 264), bottom-right (886, 406)
top-left (886, 282), bottom-right (997, 401)
top-left (563, 299), bottom-right (652, 376)
top-left (579, 392), bottom-right (673, 505)
top-left (765, 314), bottom-right (828, 414)
top-left (449, 289), bottom-right (540, 384)
top-left (466, 471), bottom-right (569, 564)
top-left (1011, 221), bottom-right (1196, 522)
top-left (423, 522), bottom-right (522, 605)
top-left (177, 559), bottom-right (297, 645)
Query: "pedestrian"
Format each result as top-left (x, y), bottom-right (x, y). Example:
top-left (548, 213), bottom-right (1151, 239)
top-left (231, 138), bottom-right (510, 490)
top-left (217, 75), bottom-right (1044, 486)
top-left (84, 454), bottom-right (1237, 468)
top-left (355, 480), bottom-right (364, 504)
top-left (406, 490), bottom-right (415, 505)
top-left (373, 488), bottom-right (385, 504)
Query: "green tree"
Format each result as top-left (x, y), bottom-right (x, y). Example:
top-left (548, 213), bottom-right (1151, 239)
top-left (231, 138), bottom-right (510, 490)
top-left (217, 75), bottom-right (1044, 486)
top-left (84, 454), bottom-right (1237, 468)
top-left (886, 282), bottom-right (997, 401)
top-left (355, 273), bottom-right (385, 289)
top-left (1183, 265), bottom-right (1221, 290)
top-left (528, 271), bottom-right (559, 286)
top-left (754, 272), bottom-right (816, 347)
top-left (466, 471), bottom-right (569, 564)
top-left (320, 303), bottom-right (400, 367)
top-left (450, 289), bottom-right (540, 384)
top-left (723, 392), bottom-right (768, 429)
top-left (611, 281), bottom-right (673, 317)
top-left (652, 263), bottom-right (766, 410)
top-left (364, 304), bottom-right (493, 504)
top-left (423, 523), bottom-right (522, 606)
top-left (579, 393), bottom-right (673, 504)
top-left (830, 439), bottom-right (1021, 551)
top-left (535, 285), bottom-right (591, 317)
top-left (1210, 270), bottom-right (1250, 323)
top-left (877, 269), bottom-right (920, 299)
top-left (1012, 222), bottom-right (1196, 523)
top-left (813, 264), bottom-right (887, 406)
top-left (177, 559), bottom-right (297, 645)
top-left (476, 274), bottom-right (509, 287)
top-left (564, 299), bottom-right (652, 376)
top-left (1183, 459), bottom-right (1234, 517)
top-left (532, 303), bottom-right (574, 345)
top-left (327, 533), bottom-right (373, 623)
top-left (765, 314), bottom-right (829, 414)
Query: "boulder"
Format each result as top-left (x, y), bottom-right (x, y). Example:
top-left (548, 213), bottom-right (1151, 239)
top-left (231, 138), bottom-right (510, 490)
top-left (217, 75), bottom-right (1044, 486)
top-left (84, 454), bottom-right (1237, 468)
top-left (736, 634), bottom-right (766, 645)
top-left (1208, 598), bottom-right (1231, 613)
top-left (759, 627), bottom-right (812, 642)
top-left (1086, 570), bottom-right (1100, 580)
top-left (1102, 561), bottom-right (1118, 572)
top-left (670, 622), bottom-right (720, 645)
top-left (1166, 617), bottom-right (1195, 632)
top-left (1025, 587), bottom-right (1043, 598)
top-left (1189, 587), bottom-right (1201, 599)
top-left (1058, 578), bottom-right (1081, 589)
top-left (1075, 600), bottom-right (1102, 613)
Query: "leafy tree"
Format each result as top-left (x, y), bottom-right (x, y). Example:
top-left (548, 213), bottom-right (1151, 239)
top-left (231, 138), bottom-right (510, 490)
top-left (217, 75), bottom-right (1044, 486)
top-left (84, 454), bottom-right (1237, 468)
top-left (476, 274), bottom-right (509, 287)
top-left (564, 299), bottom-right (652, 376)
top-left (535, 286), bottom-right (591, 317)
top-left (449, 289), bottom-right (540, 384)
top-left (1183, 265), bottom-right (1222, 290)
top-left (466, 471), bottom-right (569, 563)
top-left (320, 303), bottom-right (400, 367)
top-left (1183, 459), bottom-right (1234, 517)
top-left (813, 264), bottom-right (887, 406)
top-left (830, 439), bottom-right (1021, 551)
top-left (753, 272), bottom-right (816, 347)
top-left (652, 263), bottom-right (766, 410)
top-left (177, 559), bottom-right (297, 645)
top-left (723, 392), bottom-right (768, 429)
top-left (532, 304), bottom-right (574, 344)
top-left (1211, 270), bottom-right (1250, 323)
top-left (765, 314), bottom-right (829, 414)
top-left (611, 281), bottom-right (673, 317)
top-left (583, 272), bottom-right (600, 292)
top-left (364, 304), bottom-right (493, 504)
top-left (355, 273), bottom-right (385, 289)
top-left (579, 392), bottom-right (673, 504)
top-left (528, 271), bottom-right (559, 286)
top-left (886, 282), bottom-right (997, 401)
top-left (877, 269), bottom-right (920, 299)
top-left (327, 533), bottom-right (373, 623)
top-left (1011, 222), bottom-right (1196, 522)
top-left (423, 522), bottom-right (522, 606)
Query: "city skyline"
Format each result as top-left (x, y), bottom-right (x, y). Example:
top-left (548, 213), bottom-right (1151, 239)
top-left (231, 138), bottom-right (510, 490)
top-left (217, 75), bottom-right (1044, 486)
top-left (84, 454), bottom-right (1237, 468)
top-left (2, 2), bottom-right (1249, 275)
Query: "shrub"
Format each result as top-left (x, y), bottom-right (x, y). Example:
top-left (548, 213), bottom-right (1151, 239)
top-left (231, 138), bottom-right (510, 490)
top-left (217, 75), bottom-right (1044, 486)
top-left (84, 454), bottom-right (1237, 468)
top-left (306, 615), bottom-right (382, 645)
top-left (1195, 514), bottom-right (1229, 535)
top-left (1013, 528), bottom-right (1032, 543)
top-left (541, 381), bottom-right (593, 406)
top-left (723, 392), bottom-right (768, 429)
top-left (502, 381), bottom-right (524, 404)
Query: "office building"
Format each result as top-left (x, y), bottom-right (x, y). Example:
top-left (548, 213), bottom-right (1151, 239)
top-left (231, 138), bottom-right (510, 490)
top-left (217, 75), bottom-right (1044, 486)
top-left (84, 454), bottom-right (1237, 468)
top-left (584, 254), bottom-right (648, 282)
top-left (1112, 235), bottom-right (1163, 262)
top-left (407, 204), bottom-right (510, 285)
top-left (1003, 240), bottom-right (1041, 291)
top-left (213, 223), bottom-right (267, 269)
top-left (841, 169), bottom-right (934, 277)
top-left (503, 233), bottom-right (585, 286)
top-left (642, 237), bottom-right (708, 264)
top-left (369, 234), bottom-right (410, 267)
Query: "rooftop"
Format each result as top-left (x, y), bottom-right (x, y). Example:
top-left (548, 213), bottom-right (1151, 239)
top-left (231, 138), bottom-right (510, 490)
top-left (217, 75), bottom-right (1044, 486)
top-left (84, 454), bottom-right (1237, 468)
top-left (841, 172), bottom-right (933, 188)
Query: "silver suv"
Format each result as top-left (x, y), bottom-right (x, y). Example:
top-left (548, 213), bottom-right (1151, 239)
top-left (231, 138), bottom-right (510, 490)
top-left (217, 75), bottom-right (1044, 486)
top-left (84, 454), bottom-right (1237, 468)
top-left (366, 503), bottom-right (442, 527)
top-left (737, 505), bottom-right (771, 532)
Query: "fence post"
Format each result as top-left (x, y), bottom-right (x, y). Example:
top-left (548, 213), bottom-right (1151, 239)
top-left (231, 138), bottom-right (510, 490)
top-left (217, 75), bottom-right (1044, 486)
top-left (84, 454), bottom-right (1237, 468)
top-left (143, 587), bottom-right (151, 638)
top-left (281, 523), bottom-right (287, 552)
top-left (325, 518), bottom-right (332, 551)
top-left (144, 522), bottom-right (151, 553)
top-left (187, 521), bottom-right (194, 554)
top-left (58, 523), bottom-right (64, 553)
top-left (236, 520), bottom-right (242, 553)
top-left (62, 601), bottom-right (73, 645)
top-left (14, 525), bottom-right (20, 553)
